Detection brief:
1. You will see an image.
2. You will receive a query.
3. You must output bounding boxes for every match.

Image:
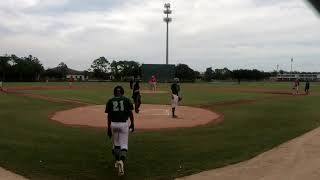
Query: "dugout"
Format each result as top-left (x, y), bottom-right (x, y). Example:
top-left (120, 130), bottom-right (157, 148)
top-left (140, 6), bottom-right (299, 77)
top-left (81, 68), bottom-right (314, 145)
top-left (141, 64), bottom-right (175, 82)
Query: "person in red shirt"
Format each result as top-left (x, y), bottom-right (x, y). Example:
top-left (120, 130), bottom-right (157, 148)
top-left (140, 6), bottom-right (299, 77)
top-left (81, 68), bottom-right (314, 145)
top-left (292, 79), bottom-right (300, 95)
top-left (69, 76), bottom-right (74, 87)
top-left (149, 75), bottom-right (157, 92)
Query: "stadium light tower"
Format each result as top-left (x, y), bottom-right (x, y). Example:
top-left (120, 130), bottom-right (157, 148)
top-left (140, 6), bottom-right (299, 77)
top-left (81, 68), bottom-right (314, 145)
top-left (163, 3), bottom-right (172, 65)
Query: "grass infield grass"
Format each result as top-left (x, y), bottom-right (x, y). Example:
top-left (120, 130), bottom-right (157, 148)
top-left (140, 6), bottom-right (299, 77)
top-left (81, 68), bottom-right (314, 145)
top-left (0, 82), bottom-right (320, 179)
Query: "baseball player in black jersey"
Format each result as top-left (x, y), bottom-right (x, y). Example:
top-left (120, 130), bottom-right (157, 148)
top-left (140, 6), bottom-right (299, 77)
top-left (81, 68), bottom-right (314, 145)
top-left (105, 86), bottom-right (134, 176)
top-left (305, 81), bottom-right (310, 95)
top-left (171, 78), bottom-right (182, 118)
top-left (0, 81), bottom-right (3, 92)
top-left (132, 80), bottom-right (141, 113)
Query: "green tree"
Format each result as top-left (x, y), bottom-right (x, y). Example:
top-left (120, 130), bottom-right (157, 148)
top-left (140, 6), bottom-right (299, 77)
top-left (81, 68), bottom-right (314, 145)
top-left (232, 69), bottom-right (243, 84)
top-left (204, 67), bottom-right (214, 81)
top-left (90, 57), bottom-right (110, 79)
top-left (56, 62), bottom-right (68, 79)
top-left (175, 64), bottom-right (196, 82)
top-left (232, 69), bottom-right (271, 84)
top-left (194, 71), bottom-right (201, 79)
top-left (110, 61), bottom-right (120, 80)
top-left (0, 55), bottom-right (11, 81)
top-left (110, 60), bottom-right (141, 80)
top-left (24, 55), bottom-right (44, 81)
top-left (11, 55), bottom-right (26, 81)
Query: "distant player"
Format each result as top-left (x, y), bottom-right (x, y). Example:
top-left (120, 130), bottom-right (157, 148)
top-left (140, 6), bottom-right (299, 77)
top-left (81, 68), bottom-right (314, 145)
top-left (69, 76), bottom-right (74, 87)
top-left (293, 79), bottom-right (299, 95)
top-left (105, 86), bottom-right (135, 176)
top-left (132, 80), bottom-right (141, 113)
top-left (149, 75), bottom-right (157, 92)
top-left (305, 80), bottom-right (310, 95)
top-left (129, 79), bottom-right (134, 90)
top-left (171, 78), bottom-right (182, 118)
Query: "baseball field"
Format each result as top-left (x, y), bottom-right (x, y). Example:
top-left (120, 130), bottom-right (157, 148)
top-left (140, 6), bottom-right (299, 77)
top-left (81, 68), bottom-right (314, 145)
top-left (1, 81), bottom-right (320, 179)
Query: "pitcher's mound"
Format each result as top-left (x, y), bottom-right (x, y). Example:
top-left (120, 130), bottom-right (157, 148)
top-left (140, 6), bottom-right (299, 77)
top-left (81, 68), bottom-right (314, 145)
top-left (51, 104), bottom-right (221, 130)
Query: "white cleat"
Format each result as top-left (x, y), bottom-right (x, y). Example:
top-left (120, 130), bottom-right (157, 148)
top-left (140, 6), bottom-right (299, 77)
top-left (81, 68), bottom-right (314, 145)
top-left (117, 160), bottom-right (124, 176)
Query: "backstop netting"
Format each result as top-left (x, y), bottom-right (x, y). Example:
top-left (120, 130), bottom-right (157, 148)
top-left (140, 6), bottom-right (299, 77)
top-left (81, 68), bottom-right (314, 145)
top-left (141, 64), bottom-right (175, 82)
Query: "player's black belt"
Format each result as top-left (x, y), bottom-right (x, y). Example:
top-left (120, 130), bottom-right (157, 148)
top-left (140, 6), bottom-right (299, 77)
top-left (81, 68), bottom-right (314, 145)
top-left (111, 120), bottom-right (128, 123)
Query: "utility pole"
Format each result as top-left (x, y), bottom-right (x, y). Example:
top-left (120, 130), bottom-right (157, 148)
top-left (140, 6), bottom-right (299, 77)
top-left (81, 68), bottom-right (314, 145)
top-left (290, 58), bottom-right (294, 81)
top-left (291, 58), bottom-right (293, 73)
top-left (163, 3), bottom-right (172, 65)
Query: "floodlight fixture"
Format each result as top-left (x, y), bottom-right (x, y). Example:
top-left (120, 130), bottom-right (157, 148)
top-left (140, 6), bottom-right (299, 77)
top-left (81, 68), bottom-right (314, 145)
top-left (163, 17), bottom-right (172, 22)
top-left (163, 3), bottom-right (172, 65)
top-left (164, 3), bottom-right (171, 8)
top-left (164, 9), bottom-right (172, 14)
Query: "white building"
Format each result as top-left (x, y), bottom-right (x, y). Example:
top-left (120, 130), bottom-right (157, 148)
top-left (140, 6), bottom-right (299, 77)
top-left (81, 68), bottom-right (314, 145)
top-left (276, 73), bottom-right (320, 81)
top-left (66, 74), bottom-right (88, 81)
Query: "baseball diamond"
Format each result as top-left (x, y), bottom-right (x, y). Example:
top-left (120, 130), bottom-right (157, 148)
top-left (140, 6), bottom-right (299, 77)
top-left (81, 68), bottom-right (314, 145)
top-left (1, 82), bottom-right (320, 180)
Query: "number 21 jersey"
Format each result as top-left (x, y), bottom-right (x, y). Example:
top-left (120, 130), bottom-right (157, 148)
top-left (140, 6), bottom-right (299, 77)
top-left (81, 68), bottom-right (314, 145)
top-left (105, 96), bottom-right (134, 122)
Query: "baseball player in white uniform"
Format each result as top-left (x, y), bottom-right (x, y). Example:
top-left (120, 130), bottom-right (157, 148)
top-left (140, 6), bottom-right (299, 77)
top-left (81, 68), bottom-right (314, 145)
top-left (105, 86), bottom-right (135, 176)
top-left (171, 78), bottom-right (182, 118)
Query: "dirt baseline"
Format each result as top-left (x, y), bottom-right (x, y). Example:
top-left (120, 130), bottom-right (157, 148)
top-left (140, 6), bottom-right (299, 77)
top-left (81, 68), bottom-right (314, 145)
top-left (51, 104), bottom-right (221, 130)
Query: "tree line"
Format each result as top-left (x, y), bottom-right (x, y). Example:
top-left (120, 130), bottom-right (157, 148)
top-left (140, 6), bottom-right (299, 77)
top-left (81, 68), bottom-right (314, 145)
top-left (1, 54), bottom-right (275, 82)
top-left (88, 57), bottom-right (141, 80)
top-left (203, 67), bottom-right (272, 83)
top-left (88, 60), bottom-right (274, 83)
top-left (0, 54), bottom-right (142, 82)
top-left (0, 54), bottom-right (44, 81)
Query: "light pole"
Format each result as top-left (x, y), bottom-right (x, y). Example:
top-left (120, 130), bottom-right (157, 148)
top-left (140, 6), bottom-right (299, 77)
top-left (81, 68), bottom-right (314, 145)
top-left (163, 3), bottom-right (172, 65)
top-left (290, 58), bottom-right (293, 81)
top-left (291, 58), bottom-right (293, 73)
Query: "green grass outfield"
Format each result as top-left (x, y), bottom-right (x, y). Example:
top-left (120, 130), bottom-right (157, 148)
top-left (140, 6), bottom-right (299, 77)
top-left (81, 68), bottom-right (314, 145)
top-left (15, 82), bottom-right (277, 105)
top-left (1, 82), bottom-right (320, 179)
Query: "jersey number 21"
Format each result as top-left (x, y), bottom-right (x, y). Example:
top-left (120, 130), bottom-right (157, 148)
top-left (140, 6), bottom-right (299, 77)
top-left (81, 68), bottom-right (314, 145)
top-left (113, 100), bottom-right (124, 111)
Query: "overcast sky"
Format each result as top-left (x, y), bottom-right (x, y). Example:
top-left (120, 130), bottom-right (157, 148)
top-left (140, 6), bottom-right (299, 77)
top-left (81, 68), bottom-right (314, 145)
top-left (0, 0), bottom-right (319, 72)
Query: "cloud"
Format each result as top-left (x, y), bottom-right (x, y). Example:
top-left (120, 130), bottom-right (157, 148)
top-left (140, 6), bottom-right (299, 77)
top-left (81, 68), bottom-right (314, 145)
top-left (0, 0), bottom-right (39, 10)
top-left (0, 0), bottom-right (68, 10)
top-left (0, 0), bottom-right (319, 72)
